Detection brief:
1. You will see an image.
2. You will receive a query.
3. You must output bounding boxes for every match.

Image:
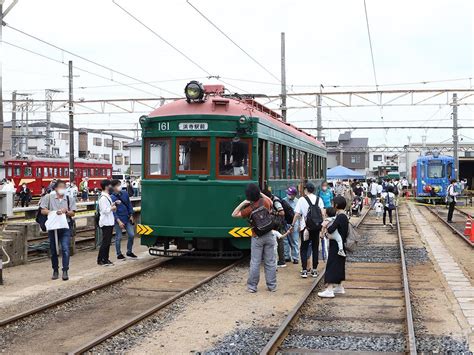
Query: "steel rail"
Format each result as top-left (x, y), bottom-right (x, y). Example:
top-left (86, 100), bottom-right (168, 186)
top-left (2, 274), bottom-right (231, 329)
top-left (260, 207), bottom-right (369, 354)
top-left (0, 258), bottom-right (171, 327)
top-left (259, 272), bottom-right (325, 355)
top-left (395, 207), bottom-right (417, 354)
top-left (424, 206), bottom-right (474, 247)
top-left (68, 258), bottom-right (244, 355)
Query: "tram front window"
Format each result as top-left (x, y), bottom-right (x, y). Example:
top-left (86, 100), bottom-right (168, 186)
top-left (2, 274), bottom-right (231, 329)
top-left (218, 138), bottom-right (250, 177)
top-left (427, 161), bottom-right (444, 178)
top-left (148, 139), bottom-right (170, 177)
top-left (177, 138), bottom-right (209, 173)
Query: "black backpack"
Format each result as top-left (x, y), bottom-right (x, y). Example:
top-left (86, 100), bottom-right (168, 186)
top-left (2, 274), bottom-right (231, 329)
top-left (280, 198), bottom-right (295, 224)
top-left (248, 199), bottom-right (274, 236)
top-left (304, 196), bottom-right (323, 231)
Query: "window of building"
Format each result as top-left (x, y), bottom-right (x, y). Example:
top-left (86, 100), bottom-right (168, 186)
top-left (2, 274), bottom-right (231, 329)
top-left (124, 156), bottom-right (130, 165)
top-left (217, 138), bottom-right (251, 178)
top-left (147, 139), bottom-right (170, 177)
top-left (351, 155), bottom-right (361, 164)
top-left (105, 138), bottom-right (113, 147)
top-left (93, 137), bottom-right (102, 146)
top-left (113, 140), bottom-right (121, 150)
top-left (177, 138), bottom-right (209, 173)
top-left (115, 156), bottom-right (123, 165)
top-left (373, 154), bottom-right (382, 162)
top-left (52, 148), bottom-right (60, 155)
top-left (103, 154), bottom-right (111, 161)
top-left (122, 142), bottom-right (129, 150)
top-left (24, 167), bottom-right (32, 177)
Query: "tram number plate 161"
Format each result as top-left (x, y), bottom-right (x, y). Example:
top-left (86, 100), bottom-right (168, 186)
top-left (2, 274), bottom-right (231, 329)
top-left (157, 122), bottom-right (170, 131)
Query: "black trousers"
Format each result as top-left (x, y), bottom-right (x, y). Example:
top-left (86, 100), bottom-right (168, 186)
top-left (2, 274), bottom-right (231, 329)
top-left (277, 237), bottom-right (285, 263)
top-left (383, 207), bottom-right (393, 225)
top-left (300, 228), bottom-right (321, 271)
top-left (98, 225), bottom-right (113, 262)
top-left (447, 201), bottom-right (456, 222)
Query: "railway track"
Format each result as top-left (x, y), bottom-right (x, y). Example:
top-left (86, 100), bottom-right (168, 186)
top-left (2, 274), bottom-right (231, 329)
top-left (425, 205), bottom-right (473, 247)
top-left (0, 258), bottom-right (242, 354)
top-left (260, 206), bottom-right (416, 354)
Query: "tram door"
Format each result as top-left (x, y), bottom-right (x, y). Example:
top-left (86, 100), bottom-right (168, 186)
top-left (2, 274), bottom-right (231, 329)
top-left (258, 139), bottom-right (267, 189)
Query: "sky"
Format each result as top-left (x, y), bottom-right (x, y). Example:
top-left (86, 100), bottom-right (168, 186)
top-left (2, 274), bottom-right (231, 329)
top-left (2, 0), bottom-right (473, 146)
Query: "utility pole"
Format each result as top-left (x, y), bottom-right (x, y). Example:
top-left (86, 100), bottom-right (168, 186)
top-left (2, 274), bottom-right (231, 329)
top-left (11, 90), bottom-right (16, 155)
top-left (0, 0), bottom-right (19, 155)
top-left (68, 61), bottom-right (75, 183)
top-left (316, 93), bottom-right (322, 141)
top-left (45, 89), bottom-right (61, 157)
top-left (452, 93), bottom-right (459, 179)
top-left (280, 32), bottom-right (287, 122)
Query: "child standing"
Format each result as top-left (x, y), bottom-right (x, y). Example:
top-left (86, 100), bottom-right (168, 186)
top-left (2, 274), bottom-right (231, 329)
top-left (374, 198), bottom-right (383, 219)
top-left (323, 208), bottom-right (346, 257)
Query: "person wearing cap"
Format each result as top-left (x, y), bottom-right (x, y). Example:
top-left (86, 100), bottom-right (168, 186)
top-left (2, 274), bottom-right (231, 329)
top-left (290, 182), bottom-right (325, 278)
top-left (283, 186), bottom-right (300, 264)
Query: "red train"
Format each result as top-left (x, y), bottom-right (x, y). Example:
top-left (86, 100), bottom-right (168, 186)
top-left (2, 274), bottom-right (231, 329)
top-left (4, 157), bottom-right (112, 195)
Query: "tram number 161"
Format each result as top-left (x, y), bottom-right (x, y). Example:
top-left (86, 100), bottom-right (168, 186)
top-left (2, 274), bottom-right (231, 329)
top-left (157, 122), bottom-right (170, 131)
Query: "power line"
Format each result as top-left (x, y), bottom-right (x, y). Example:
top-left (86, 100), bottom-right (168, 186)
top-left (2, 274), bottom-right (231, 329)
top-left (363, 0), bottom-right (378, 90)
top-left (5, 23), bottom-right (179, 96)
top-left (3, 41), bottom-right (165, 97)
top-left (111, 0), bottom-right (249, 94)
top-left (186, 0), bottom-right (280, 83)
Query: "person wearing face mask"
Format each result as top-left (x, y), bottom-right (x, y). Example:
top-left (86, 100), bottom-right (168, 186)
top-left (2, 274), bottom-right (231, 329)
top-left (352, 181), bottom-right (364, 213)
top-left (97, 179), bottom-right (118, 266)
top-left (283, 186), bottom-right (300, 264)
top-left (40, 179), bottom-right (76, 280)
top-left (18, 183), bottom-right (31, 207)
top-left (318, 181), bottom-right (334, 209)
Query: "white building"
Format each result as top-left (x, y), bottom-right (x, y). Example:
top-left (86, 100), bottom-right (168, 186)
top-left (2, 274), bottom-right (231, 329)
top-left (0, 121), bottom-right (133, 174)
top-left (125, 140), bottom-right (142, 176)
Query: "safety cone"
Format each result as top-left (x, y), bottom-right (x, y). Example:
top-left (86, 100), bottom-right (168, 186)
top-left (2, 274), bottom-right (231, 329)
top-left (464, 216), bottom-right (472, 237)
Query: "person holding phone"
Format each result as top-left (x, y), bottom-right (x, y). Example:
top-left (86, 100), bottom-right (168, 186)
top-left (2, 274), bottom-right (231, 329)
top-left (97, 179), bottom-right (117, 266)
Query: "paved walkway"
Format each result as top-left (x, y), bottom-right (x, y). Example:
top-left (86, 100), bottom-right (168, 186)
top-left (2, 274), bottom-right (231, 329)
top-left (410, 204), bottom-right (474, 331)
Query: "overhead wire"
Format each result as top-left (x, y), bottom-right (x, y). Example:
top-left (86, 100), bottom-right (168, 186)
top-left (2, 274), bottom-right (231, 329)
top-left (5, 23), bottom-right (179, 97)
top-left (3, 41), bottom-right (164, 97)
top-left (186, 0), bottom-right (280, 83)
top-left (363, 0), bottom-right (378, 90)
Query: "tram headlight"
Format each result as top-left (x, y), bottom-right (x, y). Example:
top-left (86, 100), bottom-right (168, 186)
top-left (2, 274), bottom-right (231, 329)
top-left (239, 115), bottom-right (248, 124)
top-left (185, 81), bottom-right (205, 102)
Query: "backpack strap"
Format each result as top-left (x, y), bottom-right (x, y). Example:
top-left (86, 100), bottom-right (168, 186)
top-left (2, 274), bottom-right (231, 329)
top-left (304, 195), bottom-right (314, 206)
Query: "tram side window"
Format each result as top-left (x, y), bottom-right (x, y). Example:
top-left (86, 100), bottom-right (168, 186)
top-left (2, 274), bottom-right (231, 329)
top-left (177, 138), bottom-right (209, 173)
top-left (295, 151), bottom-right (300, 179)
top-left (288, 148), bottom-right (293, 179)
top-left (148, 139), bottom-right (170, 177)
top-left (7, 166), bottom-right (12, 177)
top-left (24, 167), bottom-right (32, 177)
top-left (420, 163), bottom-right (425, 179)
top-left (281, 146), bottom-right (287, 179)
top-left (35, 167), bottom-right (42, 177)
top-left (268, 142), bottom-right (275, 179)
top-left (447, 162), bottom-right (453, 179)
top-left (275, 144), bottom-right (281, 179)
top-left (14, 167), bottom-right (21, 176)
top-left (217, 138), bottom-right (250, 178)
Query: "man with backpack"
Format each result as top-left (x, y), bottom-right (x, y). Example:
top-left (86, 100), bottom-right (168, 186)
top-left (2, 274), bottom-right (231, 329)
top-left (263, 188), bottom-right (286, 268)
top-left (232, 183), bottom-right (276, 293)
top-left (111, 179), bottom-right (137, 260)
top-left (290, 182), bottom-right (325, 278)
top-left (39, 179), bottom-right (76, 281)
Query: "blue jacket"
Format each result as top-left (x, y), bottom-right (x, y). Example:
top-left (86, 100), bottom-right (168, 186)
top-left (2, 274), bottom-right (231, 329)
top-left (318, 189), bottom-right (334, 208)
top-left (111, 190), bottom-right (133, 224)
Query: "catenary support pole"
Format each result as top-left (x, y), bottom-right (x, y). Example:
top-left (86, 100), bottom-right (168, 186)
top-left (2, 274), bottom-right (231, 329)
top-left (280, 32), bottom-right (287, 122)
top-left (316, 93), bottom-right (322, 140)
top-left (68, 61), bottom-right (75, 183)
top-left (452, 93), bottom-right (459, 180)
top-left (11, 90), bottom-right (16, 155)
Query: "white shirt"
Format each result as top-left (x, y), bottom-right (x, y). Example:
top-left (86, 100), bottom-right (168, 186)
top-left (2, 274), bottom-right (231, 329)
top-left (98, 193), bottom-right (115, 227)
top-left (447, 184), bottom-right (458, 203)
top-left (374, 202), bottom-right (383, 213)
top-left (370, 183), bottom-right (378, 195)
top-left (294, 193), bottom-right (325, 231)
top-left (401, 178), bottom-right (408, 187)
top-left (376, 184), bottom-right (383, 194)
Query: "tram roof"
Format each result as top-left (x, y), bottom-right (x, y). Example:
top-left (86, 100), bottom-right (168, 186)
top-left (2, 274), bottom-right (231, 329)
top-left (148, 95), bottom-right (325, 148)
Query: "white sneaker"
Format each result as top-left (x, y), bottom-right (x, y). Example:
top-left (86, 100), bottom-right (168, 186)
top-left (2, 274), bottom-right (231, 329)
top-left (317, 289), bottom-right (335, 298)
top-left (333, 285), bottom-right (345, 294)
top-left (337, 249), bottom-right (346, 257)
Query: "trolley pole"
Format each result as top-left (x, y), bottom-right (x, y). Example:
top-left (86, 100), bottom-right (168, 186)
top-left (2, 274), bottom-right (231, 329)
top-left (452, 93), bottom-right (459, 179)
top-left (280, 32), bottom-right (287, 122)
top-left (68, 61), bottom-right (75, 183)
